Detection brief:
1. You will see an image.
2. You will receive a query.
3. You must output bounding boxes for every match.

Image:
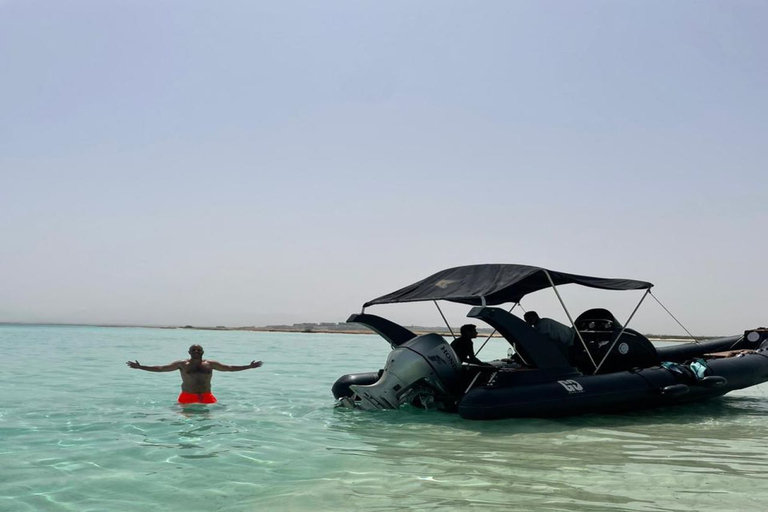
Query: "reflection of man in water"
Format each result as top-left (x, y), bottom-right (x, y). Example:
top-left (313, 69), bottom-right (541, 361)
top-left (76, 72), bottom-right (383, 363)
top-left (126, 344), bottom-right (263, 404)
top-left (524, 311), bottom-right (574, 349)
top-left (450, 324), bottom-right (484, 365)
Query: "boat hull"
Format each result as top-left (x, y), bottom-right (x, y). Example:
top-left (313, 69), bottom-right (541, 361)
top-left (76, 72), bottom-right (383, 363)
top-left (458, 350), bottom-right (768, 420)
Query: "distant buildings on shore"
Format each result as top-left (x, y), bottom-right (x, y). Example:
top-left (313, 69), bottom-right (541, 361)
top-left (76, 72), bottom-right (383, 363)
top-left (178, 321), bottom-right (495, 336)
top-left (176, 322), bottom-right (717, 340)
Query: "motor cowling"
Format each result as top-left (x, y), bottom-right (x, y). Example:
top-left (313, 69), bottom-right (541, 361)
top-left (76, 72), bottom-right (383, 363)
top-left (350, 333), bottom-right (462, 410)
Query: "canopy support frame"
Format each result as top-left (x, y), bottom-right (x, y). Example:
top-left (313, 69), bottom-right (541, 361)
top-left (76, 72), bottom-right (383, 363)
top-left (593, 288), bottom-right (651, 374)
top-left (544, 270), bottom-right (598, 370)
top-left (649, 290), bottom-right (700, 343)
top-left (434, 301), bottom-right (457, 340)
top-left (475, 302), bottom-right (519, 356)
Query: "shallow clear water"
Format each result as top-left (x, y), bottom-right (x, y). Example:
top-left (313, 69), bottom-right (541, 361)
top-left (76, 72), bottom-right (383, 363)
top-left (2, 325), bottom-right (767, 512)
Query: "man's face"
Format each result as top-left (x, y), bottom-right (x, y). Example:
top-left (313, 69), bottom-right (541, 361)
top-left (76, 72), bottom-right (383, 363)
top-left (189, 346), bottom-right (204, 357)
top-left (469, 327), bottom-right (478, 338)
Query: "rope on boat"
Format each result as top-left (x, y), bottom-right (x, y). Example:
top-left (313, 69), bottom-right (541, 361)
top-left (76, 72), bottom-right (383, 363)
top-left (464, 370), bottom-right (482, 394)
top-left (649, 291), bottom-right (700, 343)
top-left (729, 335), bottom-right (745, 350)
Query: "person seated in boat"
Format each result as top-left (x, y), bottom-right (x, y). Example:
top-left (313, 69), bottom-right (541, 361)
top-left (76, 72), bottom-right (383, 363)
top-left (450, 324), bottom-right (485, 366)
top-left (126, 344), bottom-right (263, 404)
top-left (524, 311), bottom-right (575, 351)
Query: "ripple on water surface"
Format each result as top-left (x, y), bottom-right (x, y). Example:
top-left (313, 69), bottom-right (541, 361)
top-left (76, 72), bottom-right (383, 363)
top-left (1, 326), bottom-right (767, 511)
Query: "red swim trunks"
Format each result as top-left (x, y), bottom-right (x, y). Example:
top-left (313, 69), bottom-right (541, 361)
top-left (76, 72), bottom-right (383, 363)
top-left (178, 392), bottom-right (217, 404)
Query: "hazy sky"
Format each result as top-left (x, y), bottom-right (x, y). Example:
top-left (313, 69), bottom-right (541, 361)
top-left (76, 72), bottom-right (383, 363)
top-left (1, 1), bottom-right (766, 335)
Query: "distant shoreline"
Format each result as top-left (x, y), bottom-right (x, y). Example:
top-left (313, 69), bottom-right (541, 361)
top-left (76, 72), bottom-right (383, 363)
top-left (0, 321), bottom-right (717, 342)
top-left (174, 326), bottom-right (709, 342)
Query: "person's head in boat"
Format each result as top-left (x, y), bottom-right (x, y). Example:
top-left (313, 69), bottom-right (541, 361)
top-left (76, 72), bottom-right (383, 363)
top-left (524, 311), bottom-right (540, 327)
top-left (188, 344), bottom-right (204, 359)
top-left (460, 324), bottom-right (478, 339)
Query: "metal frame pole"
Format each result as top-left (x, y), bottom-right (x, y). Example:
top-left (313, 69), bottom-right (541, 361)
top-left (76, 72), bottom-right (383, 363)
top-left (648, 290), bottom-right (699, 344)
top-left (475, 302), bottom-right (518, 355)
top-left (544, 270), bottom-right (598, 370)
top-left (434, 300), bottom-right (457, 340)
top-left (593, 289), bottom-right (650, 374)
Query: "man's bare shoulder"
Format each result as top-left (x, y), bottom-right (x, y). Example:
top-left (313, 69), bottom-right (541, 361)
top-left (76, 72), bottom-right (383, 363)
top-left (206, 360), bottom-right (228, 370)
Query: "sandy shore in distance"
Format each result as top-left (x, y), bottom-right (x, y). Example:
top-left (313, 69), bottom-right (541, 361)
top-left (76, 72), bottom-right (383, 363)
top-left (167, 325), bottom-right (706, 342)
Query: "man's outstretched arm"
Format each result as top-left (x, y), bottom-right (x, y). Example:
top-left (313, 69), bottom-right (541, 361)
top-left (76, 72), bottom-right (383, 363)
top-left (208, 360), bottom-right (263, 372)
top-left (126, 360), bottom-right (183, 372)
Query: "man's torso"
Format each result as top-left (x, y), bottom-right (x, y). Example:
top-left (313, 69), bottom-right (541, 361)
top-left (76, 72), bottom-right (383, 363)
top-left (450, 337), bottom-right (475, 362)
top-left (179, 359), bottom-right (213, 393)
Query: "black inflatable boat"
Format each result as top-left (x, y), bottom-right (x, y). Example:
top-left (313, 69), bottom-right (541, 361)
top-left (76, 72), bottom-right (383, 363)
top-left (333, 264), bottom-right (768, 420)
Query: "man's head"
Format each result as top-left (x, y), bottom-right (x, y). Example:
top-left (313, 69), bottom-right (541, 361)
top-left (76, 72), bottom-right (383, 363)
top-left (188, 344), bottom-right (204, 358)
top-left (460, 324), bottom-right (478, 338)
top-left (523, 311), bottom-right (540, 327)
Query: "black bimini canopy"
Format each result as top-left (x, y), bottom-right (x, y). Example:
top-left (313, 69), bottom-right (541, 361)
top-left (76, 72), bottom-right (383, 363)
top-left (363, 264), bottom-right (653, 308)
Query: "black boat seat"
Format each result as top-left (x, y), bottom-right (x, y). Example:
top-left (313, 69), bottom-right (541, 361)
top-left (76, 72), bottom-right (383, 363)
top-left (573, 308), bottom-right (660, 374)
top-left (467, 306), bottom-right (573, 369)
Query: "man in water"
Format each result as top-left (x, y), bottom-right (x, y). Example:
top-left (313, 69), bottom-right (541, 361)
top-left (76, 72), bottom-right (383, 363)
top-left (524, 311), bottom-right (575, 350)
top-left (126, 344), bottom-right (263, 404)
top-left (450, 324), bottom-right (484, 365)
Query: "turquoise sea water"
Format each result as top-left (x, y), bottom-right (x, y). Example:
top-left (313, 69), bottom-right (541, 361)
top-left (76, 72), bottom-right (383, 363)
top-left (2, 325), bottom-right (768, 512)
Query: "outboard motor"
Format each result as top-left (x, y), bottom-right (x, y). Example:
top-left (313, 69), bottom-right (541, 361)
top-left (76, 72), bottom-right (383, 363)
top-left (349, 333), bottom-right (462, 410)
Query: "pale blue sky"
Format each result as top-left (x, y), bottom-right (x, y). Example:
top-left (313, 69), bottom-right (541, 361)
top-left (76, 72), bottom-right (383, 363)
top-left (1, 1), bottom-right (766, 335)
